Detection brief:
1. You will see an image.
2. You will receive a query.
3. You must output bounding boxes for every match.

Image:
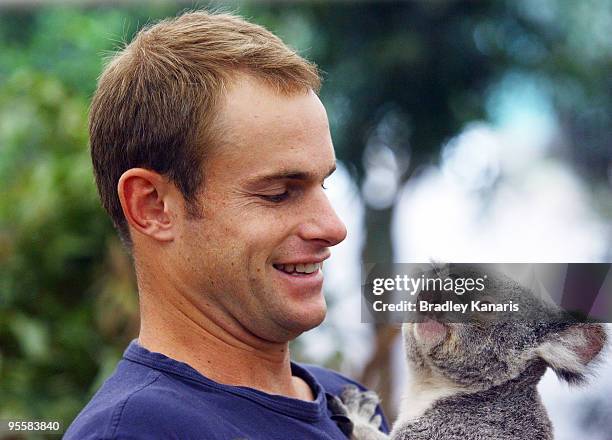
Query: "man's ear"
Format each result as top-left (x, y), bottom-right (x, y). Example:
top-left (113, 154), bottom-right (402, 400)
top-left (536, 323), bottom-right (607, 384)
top-left (117, 168), bottom-right (178, 242)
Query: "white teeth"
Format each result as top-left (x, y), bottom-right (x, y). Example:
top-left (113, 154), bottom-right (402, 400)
top-left (304, 263), bottom-right (316, 274)
top-left (276, 262), bottom-right (321, 274)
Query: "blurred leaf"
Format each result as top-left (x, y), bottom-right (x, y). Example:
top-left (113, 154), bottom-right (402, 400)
top-left (9, 313), bottom-right (49, 361)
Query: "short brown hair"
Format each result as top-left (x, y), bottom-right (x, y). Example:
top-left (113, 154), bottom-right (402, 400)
top-left (89, 10), bottom-right (320, 246)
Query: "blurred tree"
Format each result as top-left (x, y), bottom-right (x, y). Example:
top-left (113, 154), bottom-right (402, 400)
top-left (311, 1), bottom-right (503, 418)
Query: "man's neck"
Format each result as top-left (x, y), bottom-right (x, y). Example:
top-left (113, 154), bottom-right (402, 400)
top-left (137, 290), bottom-right (314, 401)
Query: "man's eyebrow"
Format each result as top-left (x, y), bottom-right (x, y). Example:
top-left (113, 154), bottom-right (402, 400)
top-left (248, 163), bottom-right (337, 184)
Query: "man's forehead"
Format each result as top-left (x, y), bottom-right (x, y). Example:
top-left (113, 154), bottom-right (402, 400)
top-left (205, 75), bottom-right (336, 183)
top-left (217, 75), bottom-right (329, 143)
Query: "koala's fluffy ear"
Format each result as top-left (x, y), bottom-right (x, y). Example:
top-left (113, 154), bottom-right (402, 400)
top-left (536, 324), bottom-right (607, 384)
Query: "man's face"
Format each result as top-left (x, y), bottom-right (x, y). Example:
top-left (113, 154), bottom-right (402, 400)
top-left (174, 75), bottom-right (347, 342)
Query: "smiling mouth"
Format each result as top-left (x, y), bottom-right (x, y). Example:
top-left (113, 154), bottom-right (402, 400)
top-left (273, 262), bottom-right (322, 275)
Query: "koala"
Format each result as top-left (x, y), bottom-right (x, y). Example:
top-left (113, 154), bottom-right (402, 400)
top-left (333, 266), bottom-right (608, 440)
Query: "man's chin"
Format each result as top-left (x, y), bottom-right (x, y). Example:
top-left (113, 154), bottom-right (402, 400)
top-left (303, 305), bottom-right (327, 331)
top-left (279, 303), bottom-right (327, 340)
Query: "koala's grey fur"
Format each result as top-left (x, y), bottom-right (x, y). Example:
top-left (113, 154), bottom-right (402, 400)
top-left (338, 266), bottom-right (608, 440)
top-left (390, 361), bottom-right (552, 440)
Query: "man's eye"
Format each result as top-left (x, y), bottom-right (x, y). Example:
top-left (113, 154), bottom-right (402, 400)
top-left (259, 192), bottom-right (289, 203)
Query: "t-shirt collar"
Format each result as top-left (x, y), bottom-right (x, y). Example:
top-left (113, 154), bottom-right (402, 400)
top-left (122, 339), bottom-right (327, 422)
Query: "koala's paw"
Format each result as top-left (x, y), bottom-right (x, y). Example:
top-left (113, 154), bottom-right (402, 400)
top-left (331, 385), bottom-right (387, 440)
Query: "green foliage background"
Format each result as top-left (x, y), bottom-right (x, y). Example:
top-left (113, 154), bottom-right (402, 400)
top-left (0, 5), bottom-right (179, 434)
top-left (1, 1), bottom-right (610, 437)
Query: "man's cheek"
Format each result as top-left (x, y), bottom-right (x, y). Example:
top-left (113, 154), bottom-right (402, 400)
top-left (242, 219), bottom-right (292, 244)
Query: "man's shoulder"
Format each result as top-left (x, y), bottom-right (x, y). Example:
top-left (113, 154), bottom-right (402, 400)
top-left (64, 361), bottom-right (204, 439)
top-left (299, 363), bottom-right (369, 396)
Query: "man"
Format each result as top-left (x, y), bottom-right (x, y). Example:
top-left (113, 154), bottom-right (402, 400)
top-left (65, 10), bottom-right (388, 439)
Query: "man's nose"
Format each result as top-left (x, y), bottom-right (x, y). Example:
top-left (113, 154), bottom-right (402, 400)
top-left (298, 191), bottom-right (347, 246)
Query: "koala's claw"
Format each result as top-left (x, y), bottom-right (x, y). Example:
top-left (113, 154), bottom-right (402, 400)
top-left (336, 385), bottom-right (387, 439)
top-left (370, 414), bottom-right (382, 428)
top-left (340, 386), bottom-right (381, 425)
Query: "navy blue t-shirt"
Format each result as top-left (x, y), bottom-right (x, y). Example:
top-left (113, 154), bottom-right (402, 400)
top-left (64, 340), bottom-right (389, 439)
